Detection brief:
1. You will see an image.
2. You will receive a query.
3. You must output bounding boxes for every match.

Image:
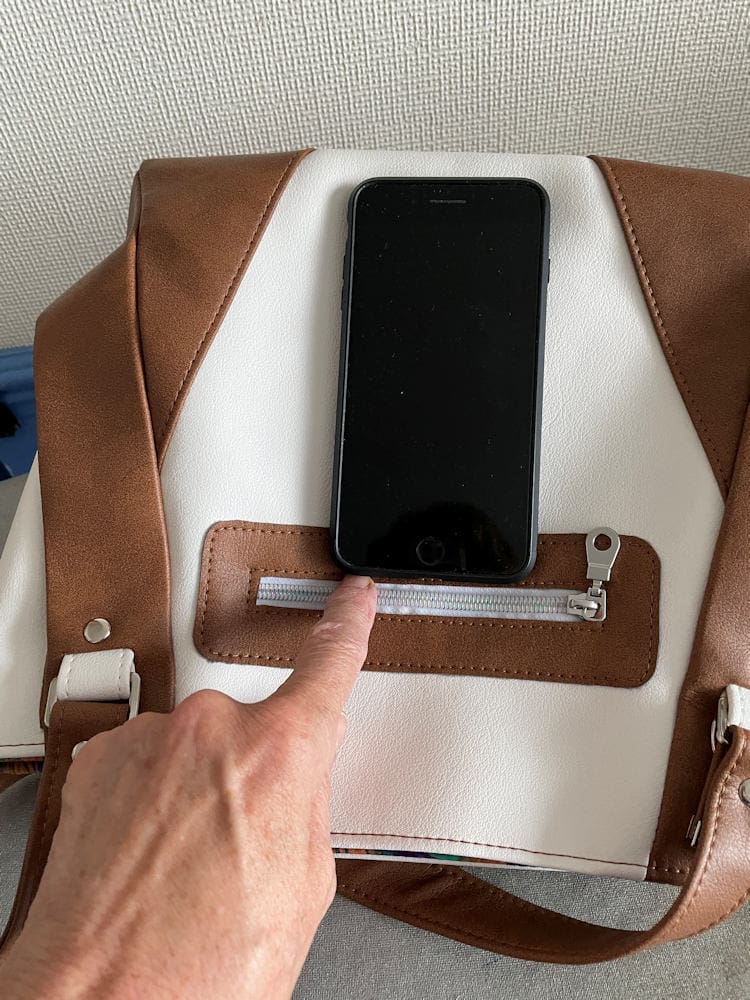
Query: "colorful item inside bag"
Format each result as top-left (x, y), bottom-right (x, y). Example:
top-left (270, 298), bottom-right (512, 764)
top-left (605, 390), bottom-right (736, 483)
top-left (0, 346), bottom-right (35, 479)
top-left (0, 149), bottom-right (749, 963)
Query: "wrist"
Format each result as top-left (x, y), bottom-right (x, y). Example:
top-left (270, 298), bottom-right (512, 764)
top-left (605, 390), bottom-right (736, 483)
top-left (1, 931), bottom-right (102, 1000)
top-left (1, 916), bottom-right (301, 1000)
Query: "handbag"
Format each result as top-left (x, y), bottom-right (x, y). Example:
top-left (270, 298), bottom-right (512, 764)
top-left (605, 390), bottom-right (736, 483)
top-left (1, 149), bottom-right (749, 963)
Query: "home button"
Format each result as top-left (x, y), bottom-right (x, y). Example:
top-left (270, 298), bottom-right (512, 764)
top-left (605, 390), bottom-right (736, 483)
top-left (415, 536), bottom-right (445, 567)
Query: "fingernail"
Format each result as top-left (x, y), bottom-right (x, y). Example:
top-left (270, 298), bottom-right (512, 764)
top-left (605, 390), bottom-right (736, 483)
top-left (341, 574), bottom-right (373, 590)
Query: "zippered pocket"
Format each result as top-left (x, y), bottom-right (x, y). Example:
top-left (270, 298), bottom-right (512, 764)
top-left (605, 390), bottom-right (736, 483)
top-left (194, 522), bottom-right (660, 687)
top-left (256, 527), bottom-right (622, 623)
top-left (258, 578), bottom-right (579, 620)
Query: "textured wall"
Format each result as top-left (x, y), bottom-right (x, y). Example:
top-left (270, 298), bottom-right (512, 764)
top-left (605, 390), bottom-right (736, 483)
top-left (1, 0), bottom-right (748, 348)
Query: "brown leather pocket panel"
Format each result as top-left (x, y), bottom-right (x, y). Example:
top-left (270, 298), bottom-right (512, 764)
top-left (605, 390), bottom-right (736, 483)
top-left (194, 522), bottom-right (660, 687)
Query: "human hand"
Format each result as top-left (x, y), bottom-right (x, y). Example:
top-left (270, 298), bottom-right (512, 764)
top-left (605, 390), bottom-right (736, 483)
top-left (3, 575), bottom-right (377, 1000)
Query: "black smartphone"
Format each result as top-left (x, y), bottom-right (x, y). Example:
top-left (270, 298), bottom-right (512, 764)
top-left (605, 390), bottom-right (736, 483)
top-left (331, 177), bottom-right (549, 583)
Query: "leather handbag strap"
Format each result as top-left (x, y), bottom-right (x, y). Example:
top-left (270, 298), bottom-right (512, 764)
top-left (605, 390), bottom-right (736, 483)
top-left (0, 208), bottom-right (172, 947)
top-left (2, 703), bottom-right (129, 943)
top-left (0, 148), bottom-right (310, 948)
top-left (2, 150), bottom-right (749, 964)
top-left (337, 729), bottom-right (750, 962)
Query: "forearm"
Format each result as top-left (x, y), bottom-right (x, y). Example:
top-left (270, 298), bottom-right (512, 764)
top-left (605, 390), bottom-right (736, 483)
top-left (1, 913), bottom-right (298, 1000)
top-left (0, 865), bottom-right (314, 1000)
top-left (2, 934), bottom-right (105, 1000)
top-left (1, 922), bottom-right (145, 1000)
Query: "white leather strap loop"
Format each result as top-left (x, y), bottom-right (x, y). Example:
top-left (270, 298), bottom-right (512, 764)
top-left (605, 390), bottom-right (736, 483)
top-left (726, 684), bottom-right (750, 731)
top-left (711, 684), bottom-right (750, 753)
top-left (43, 649), bottom-right (140, 727)
top-left (58, 649), bottom-right (134, 702)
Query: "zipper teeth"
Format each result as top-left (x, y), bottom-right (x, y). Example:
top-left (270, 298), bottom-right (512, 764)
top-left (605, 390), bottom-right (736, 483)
top-left (256, 577), bottom-right (578, 620)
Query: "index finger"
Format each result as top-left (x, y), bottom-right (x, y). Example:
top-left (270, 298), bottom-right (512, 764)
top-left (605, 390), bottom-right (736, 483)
top-left (270, 575), bottom-right (377, 729)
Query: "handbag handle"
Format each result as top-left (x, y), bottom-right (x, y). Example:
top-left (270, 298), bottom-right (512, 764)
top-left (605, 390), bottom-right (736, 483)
top-left (337, 718), bottom-right (750, 962)
top-left (3, 152), bottom-right (750, 964)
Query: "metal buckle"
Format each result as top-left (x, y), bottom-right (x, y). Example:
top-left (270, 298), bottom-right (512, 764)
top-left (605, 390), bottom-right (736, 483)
top-left (44, 671), bottom-right (141, 727)
top-left (710, 689), bottom-right (730, 752)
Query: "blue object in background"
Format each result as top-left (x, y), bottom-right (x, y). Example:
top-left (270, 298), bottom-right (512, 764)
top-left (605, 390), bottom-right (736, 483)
top-left (0, 347), bottom-right (36, 480)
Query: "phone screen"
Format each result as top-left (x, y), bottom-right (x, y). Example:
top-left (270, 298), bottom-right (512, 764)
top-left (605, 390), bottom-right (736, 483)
top-left (332, 178), bottom-right (548, 581)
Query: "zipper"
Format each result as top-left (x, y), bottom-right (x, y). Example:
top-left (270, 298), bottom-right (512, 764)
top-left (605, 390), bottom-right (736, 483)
top-left (256, 528), bottom-right (621, 623)
top-left (565, 527), bottom-right (621, 622)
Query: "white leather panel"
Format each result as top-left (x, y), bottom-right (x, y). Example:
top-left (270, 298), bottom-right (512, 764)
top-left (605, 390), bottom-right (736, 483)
top-left (161, 150), bottom-right (723, 879)
top-left (57, 649), bottom-right (134, 702)
top-left (0, 459), bottom-right (45, 758)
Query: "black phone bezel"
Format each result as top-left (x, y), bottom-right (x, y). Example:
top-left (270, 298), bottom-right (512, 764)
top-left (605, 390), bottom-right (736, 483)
top-left (330, 176), bottom-right (550, 584)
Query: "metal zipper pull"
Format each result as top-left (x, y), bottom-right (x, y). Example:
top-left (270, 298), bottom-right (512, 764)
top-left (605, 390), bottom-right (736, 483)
top-left (566, 528), bottom-right (621, 622)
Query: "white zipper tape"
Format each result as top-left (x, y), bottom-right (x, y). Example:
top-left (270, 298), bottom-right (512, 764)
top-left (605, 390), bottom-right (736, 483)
top-left (255, 528), bottom-right (621, 624)
top-left (257, 577), bottom-right (582, 622)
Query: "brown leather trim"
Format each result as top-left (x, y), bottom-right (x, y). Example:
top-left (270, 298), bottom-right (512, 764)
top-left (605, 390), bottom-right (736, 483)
top-left (0, 702), bottom-right (127, 945)
top-left (194, 521), bottom-right (659, 687)
top-left (648, 401), bottom-right (750, 882)
top-left (34, 232), bottom-right (174, 720)
top-left (336, 726), bottom-right (750, 963)
top-left (131, 149), bottom-right (312, 463)
top-left (3, 182), bottom-right (180, 937)
top-left (591, 156), bottom-right (750, 498)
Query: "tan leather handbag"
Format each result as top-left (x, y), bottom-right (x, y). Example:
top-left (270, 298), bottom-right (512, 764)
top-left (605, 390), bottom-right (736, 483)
top-left (1, 149), bottom-right (749, 963)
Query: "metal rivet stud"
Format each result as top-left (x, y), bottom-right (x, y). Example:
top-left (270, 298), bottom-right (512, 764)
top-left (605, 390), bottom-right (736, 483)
top-left (83, 618), bottom-right (111, 643)
top-left (739, 779), bottom-right (750, 807)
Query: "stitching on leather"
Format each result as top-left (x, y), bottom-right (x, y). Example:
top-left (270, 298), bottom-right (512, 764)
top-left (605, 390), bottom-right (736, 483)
top-left (426, 868), bottom-right (598, 931)
top-left (337, 881), bottom-right (618, 959)
top-left (118, 649), bottom-right (128, 698)
top-left (235, 616), bottom-right (597, 633)
top-left (158, 154), bottom-right (298, 446)
top-left (207, 524), bottom-right (612, 588)
top-left (250, 573), bottom-right (584, 590)
top-left (601, 159), bottom-right (728, 491)
top-left (699, 884), bottom-right (750, 936)
top-left (333, 830), bottom-right (644, 869)
top-left (198, 527), bottom-right (218, 647)
top-left (213, 526), bottom-right (325, 537)
top-left (197, 524), bottom-right (658, 684)
top-left (203, 650), bottom-right (639, 684)
top-left (60, 656), bottom-right (72, 699)
top-left (201, 527), bottom-right (604, 643)
top-left (646, 547), bottom-right (656, 679)
top-left (670, 732), bottom-right (748, 937)
top-left (35, 701), bottom-right (66, 889)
